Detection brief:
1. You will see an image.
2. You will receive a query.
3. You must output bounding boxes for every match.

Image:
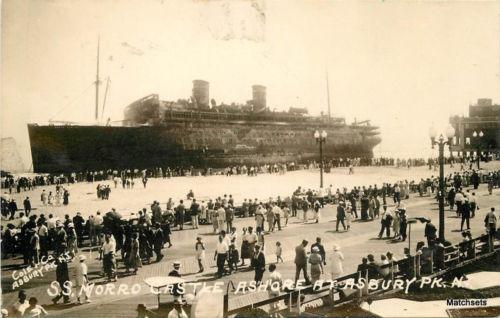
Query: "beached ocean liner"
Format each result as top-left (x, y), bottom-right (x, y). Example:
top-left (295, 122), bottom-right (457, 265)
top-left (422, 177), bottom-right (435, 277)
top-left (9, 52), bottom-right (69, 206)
top-left (27, 44), bottom-right (381, 173)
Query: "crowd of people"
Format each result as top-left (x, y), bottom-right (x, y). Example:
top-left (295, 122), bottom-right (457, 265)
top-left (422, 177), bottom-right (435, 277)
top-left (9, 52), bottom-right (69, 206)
top-left (1, 162), bottom-right (499, 317)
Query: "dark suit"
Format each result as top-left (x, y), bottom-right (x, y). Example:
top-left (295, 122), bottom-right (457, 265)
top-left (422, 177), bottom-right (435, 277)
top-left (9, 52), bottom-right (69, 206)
top-left (294, 245), bottom-right (310, 284)
top-left (251, 251), bottom-right (266, 284)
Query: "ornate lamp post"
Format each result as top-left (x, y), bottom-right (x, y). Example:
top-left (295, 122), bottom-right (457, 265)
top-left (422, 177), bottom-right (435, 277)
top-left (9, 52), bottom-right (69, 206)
top-left (314, 130), bottom-right (327, 188)
top-left (471, 130), bottom-right (484, 170)
top-left (429, 125), bottom-right (455, 241)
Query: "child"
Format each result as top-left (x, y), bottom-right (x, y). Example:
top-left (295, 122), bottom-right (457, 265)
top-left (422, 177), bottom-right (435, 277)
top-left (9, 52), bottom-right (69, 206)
top-left (275, 241), bottom-right (283, 263)
top-left (228, 243), bottom-right (239, 273)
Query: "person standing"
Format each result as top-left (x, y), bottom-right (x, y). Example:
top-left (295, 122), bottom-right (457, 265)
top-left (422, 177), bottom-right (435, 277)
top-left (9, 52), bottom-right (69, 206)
top-left (190, 199), bottom-right (200, 229)
top-left (225, 205), bottom-right (234, 233)
top-left (101, 234), bottom-right (117, 282)
top-left (217, 205), bottom-right (226, 233)
top-left (23, 197), bottom-right (31, 216)
top-left (345, 202), bottom-right (353, 230)
top-left (311, 237), bottom-right (326, 266)
top-left (399, 210), bottom-right (407, 241)
top-left (66, 223), bottom-right (78, 258)
top-left (378, 210), bottom-right (393, 239)
top-left (175, 200), bottom-right (185, 230)
top-left (168, 262), bottom-right (182, 302)
top-left (460, 199), bottom-right (471, 232)
top-left (241, 227), bottom-right (257, 266)
top-left (309, 247), bottom-right (323, 284)
top-left (195, 237), bottom-right (205, 273)
top-left (272, 203), bottom-right (282, 231)
top-left (52, 257), bottom-right (70, 304)
top-left (294, 240), bottom-right (311, 286)
top-left (251, 245), bottom-right (266, 286)
top-left (127, 233), bottom-right (141, 274)
top-left (336, 202), bottom-right (346, 231)
top-left (38, 221), bottom-right (49, 259)
top-left (41, 190), bottom-right (48, 206)
top-left (329, 245), bottom-right (344, 279)
top-left (152, 223), bottom-right (164, 262)
top-left (469, 193), bottom-right (478, 218)
top-left (75, 255), bottom-right (91, 304)
top-left (424, 219), bottom-right (437, 246)
top-left (485, 207), bottom-right (497, 235)
top-left (214, 236), bottom-right (228, 278)
top-left (63, 190), bottom-right (70, 205)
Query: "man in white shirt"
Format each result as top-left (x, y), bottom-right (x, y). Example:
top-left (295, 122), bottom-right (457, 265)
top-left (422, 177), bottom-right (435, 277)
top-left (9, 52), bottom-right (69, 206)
top-left (101, 234), bottom-right (117, 282)
top-left (75, 255), bottom-right (91, 304)
top-left (454, 191), bottom-right (464, 217)
top-left (93, 212), bottom-right (104, 245)
top-left (214, 236), bottom-right (228, 278)
top-left (272, 204), bottom-right (283, 231)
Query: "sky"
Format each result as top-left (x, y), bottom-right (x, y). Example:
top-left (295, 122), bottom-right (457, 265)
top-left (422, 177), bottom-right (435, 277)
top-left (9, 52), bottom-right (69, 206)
top-left (1, 0), bottom-right (499, 170)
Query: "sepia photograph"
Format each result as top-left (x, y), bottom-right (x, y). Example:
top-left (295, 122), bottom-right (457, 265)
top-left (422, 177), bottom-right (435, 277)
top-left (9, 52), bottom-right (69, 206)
top-left (1, 0), bottom-right (499, 317)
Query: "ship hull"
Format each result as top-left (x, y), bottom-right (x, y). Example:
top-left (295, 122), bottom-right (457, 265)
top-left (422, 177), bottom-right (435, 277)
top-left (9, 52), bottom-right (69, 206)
top-left (28, 123), bottom-right (381, 173)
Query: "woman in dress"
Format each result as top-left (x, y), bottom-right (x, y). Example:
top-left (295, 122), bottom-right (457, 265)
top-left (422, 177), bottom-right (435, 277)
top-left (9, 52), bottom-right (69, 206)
top-left (309, 247), bottom-right (323, 284)
top-left (66, 223), bottom-right (78, 258)
top-left (211, 208), bottom-right (219, 233)
top-left (345, 202), bottom-right (353, 231)
top-left (128, 233), bottom-right (142, 274)
top-left (63, 190), bottom-right (70, 205)
top-left (195, 237), bottom-right (205, 273)
top-left (255, 205), bottom-right (265, 230)
top-left (392, 210), bottom-right (401, 239)
top-left (329, 244), bottom-right (344, 279)
top-left (47, 191), bottom-right (53, 205)
top-left (266, 207), bottom-right (275, 232)
top-left (240, 228), bottom-right (251, 266)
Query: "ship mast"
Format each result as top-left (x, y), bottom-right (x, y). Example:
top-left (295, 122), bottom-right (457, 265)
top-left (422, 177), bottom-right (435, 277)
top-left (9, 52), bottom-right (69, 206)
top-left (95, 38), bottom-right (101, 123)
top-left (326, 68), bottom-right (331, 120)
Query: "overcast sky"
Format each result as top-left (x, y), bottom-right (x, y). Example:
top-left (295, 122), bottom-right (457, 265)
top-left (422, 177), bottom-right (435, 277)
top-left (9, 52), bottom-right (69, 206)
top-left (1, 0), bottom-right (499, 169)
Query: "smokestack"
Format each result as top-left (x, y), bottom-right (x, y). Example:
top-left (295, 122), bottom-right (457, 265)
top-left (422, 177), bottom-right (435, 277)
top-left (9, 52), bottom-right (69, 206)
top-left (252, 85), bottom-right (266, 112)
top-left (192, 80), bottom-right (209, 108)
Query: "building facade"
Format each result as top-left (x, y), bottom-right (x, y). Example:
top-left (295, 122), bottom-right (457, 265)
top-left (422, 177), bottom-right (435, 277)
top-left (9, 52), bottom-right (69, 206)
top-left (450, 98), bottom-right (500, 158)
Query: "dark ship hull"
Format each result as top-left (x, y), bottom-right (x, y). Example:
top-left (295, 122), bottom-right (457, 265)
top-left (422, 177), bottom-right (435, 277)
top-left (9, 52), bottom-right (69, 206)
top-left (28, 121), bottom-right (381, 173)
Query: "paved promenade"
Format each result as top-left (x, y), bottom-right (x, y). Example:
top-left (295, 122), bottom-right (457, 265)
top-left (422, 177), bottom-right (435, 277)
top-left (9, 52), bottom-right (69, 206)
top-left (2, 165), bottom-right (499, 317)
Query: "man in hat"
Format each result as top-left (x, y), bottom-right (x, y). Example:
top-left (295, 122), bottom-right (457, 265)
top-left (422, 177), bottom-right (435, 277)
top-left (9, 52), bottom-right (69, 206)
top-left (152, 223), bottom-right (164, 262)
top-left (168, 262), bottom-right (182, 302)
top-left (54, 221), bottom-right (67, 256)
top-left (336, 202), bottom-right (346, 231)
top-left (167, 299), bottom-right (188, 318)
top-left (294, 240), bottom-right (311, 286)
top-left (251, 244), bottom-right (266, 286)
top-left (214, 235), bottom-right (228, 278)
top-left (460, 198), bottom-right (471, 232)
top-left (23, 197), bottom-right (31, 216)
top-left (311, 237), bottom-right (326, 266)
top-left (75, 255), bottom-right (91, 304)
top-left (424, 219), bottom-right (437, 247)
top-left (52, 257), bottom-right (71, 304)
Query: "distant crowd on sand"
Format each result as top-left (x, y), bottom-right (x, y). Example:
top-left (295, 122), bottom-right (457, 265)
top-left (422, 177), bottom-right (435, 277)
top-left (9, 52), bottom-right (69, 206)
top-left (3, 155), bottom-right (489, 194)
top-left (1, 160), bottom-right (499, 315)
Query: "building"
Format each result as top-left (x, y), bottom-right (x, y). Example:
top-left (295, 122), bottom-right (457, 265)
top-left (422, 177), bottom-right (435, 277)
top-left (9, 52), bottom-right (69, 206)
top-left (450, 98), bottom-right (500, 158)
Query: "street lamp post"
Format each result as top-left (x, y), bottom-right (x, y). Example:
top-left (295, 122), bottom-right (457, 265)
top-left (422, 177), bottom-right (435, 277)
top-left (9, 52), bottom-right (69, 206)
top-left (472, 130), bottom-right (484, 170)
top-left (429, 125), bottom-right (455, 241)
top-left (314, 130), bottom-right (327, 188)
